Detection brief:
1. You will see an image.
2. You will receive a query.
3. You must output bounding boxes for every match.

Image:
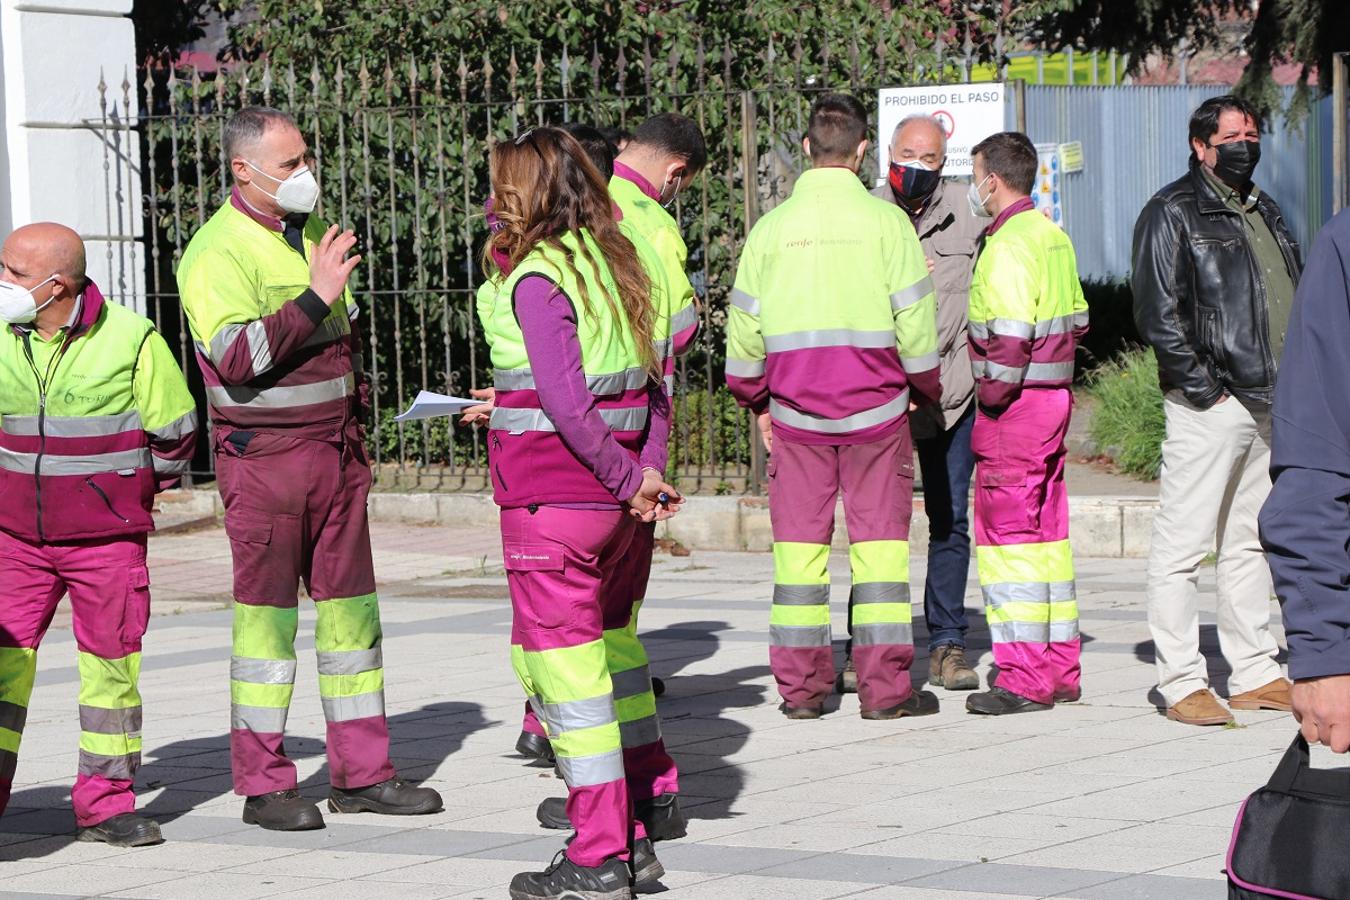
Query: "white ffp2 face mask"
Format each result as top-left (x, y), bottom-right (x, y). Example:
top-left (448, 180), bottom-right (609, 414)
top-left (967, 174), bottom-right (995, 219)
top-left (0, 275), bottom-right (58, 324)
top-left (245, 160), bottom-right (320, 214)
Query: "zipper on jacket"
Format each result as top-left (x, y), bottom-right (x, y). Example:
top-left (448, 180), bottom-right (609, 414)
top-left (491, 433), bottom-right (508, 491)
top-left (86, 477), bottom-right (130, 523)
top-left (20, 331), bottom-right (73, 543)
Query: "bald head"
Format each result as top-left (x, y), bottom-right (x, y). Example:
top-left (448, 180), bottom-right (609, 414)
top-left (5, 223), bottom-right (86, 284)
top-left (891, 115), bottom-right (948, 171)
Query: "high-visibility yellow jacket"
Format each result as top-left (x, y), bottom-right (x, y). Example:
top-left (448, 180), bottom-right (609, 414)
top-left (610, 170), bottom-right (699, 358)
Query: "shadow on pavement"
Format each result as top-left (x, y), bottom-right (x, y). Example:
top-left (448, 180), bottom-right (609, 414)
top-left (643, 620), bottom-right (768, 823)
top-left (0, 701), bottom-right (490, 862)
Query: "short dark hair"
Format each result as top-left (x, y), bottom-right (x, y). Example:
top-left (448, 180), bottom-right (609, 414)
top-left (563, 123), bottom-right (615, 180)
top-left (971, 131), bottom-right (1037, 195)
top-left (630, 113), bottom-right (707, 175)
top-left (223, 106), bottom-right (297, 162)
top-left (806, 93), bottom-right (868, 163)
top-left (1188, 94), bottom-right (1262, 149)
top-left (597, 125), bottom-right (632, 152)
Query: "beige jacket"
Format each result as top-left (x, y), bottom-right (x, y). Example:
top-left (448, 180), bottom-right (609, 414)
top-left (871, 177), bottom-right (982, 437)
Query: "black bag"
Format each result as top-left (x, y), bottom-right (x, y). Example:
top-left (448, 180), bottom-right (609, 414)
top-left (1228, 734), bottom-right (1350, 899)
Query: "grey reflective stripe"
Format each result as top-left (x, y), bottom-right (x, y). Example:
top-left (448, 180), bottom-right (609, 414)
top-left (147, 409), bottom-right (197, 442)
top-left (1035, 314), bottom-right (1076, 337)
top-left (555, 748), bottom-right (625, 787)
top-left (851, 622), bottom-right (914, 647)
top-left (586, 367), bottom-right (649, 395)
top-left (231, 704), bottom-right (288, 733)
top-left (230, 657), bottom-right (298, 685)
top-left (153, 455), bottom-right (192, 476)
top-left (610, 666), bottom-right (653, 700)
top-left (1050, 621), bottom-right (1081, 642)
top-left (764, 329), bottom-right (896, 353)
top-left (0, 749), bottom-right (15, 780)
top-left (0, 446), bottom-right (151, 476)
top-left (490, 405), bottom-right (648, 433)
top-left (619, 714), bottom-right (662, 748)
top-left (728, 287), bottom-right (760, 316)
top-left (724, 357), bottom-right (765, 379)
top-left (971, 360), bottom-right (986, 378)
top-left (3, 410), bottom-right (142, 438)
top-left (316, 647), bottom-right (383, 677)
top-left (769, 623), bottom-right (831, 648)
top-left (206, 373), bottom-right (354, 410)
top-left (1026, 361), bottom-right (1075, 381)
top-left (968, 322), bottom-right (989, 340)
top-left (981, 361), bottom-right (1028, 384)
top-left (539, 694), bottom-right (617, 735)
top-left (985, 318), bottom-right (1035, 340)
top-left (300, 314), bottom-right (350, 351)
top-left (983, 581), bottom-right (1076, 607)
top-left (670, 302), bottom-right (699, 333)
top-left (890, 274), bottom-right (935, 310)
top-left (493, 367), bottom-right (535, 391)
top-left (901, 350), bottom-right (940, 373)
top-left (653, 338), bottom-right (672, 359)
top-left (211, 320), bottom-right (273, 374)
top-left (664, 374), bottom-right (675, 395)
top-left (0, 700), bottom-right (28, 733)
top-left (772, 584), bottom-right (829, 606)
top-left (1072, 311), bottom-right (1090, 330)
top-left (78, 750), bottom-right (138, 781)
top-left (321, 691), bottom-right (386, 722)
top-left (79, 705), bottom-right (142, 736)
top-left (769, 391), bottom-right (908, 435)
top-left (852, 582), bottom-right (910, 604)
top-left (988, 621), bottom-right (1051, 644)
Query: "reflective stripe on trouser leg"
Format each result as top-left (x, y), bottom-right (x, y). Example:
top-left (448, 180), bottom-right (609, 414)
top-left (770, 542), bottom-right (833, 708)
top-left (512, 644), bottom-right (548, 738)
top-left (0, 647), bottom-right (38, 817)
top-left (72, 650), bottom-right (143, 824)
top-left (977, 540), bottom-right (1078, 704)
top-left (315, 592), bottom-right (395, 789)
top-left (848, 540), bottom-right (916, 711)
top-left (230, 602), bottom-right (299, 795)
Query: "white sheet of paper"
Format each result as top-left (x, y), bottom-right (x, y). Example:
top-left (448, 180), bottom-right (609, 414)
top-left (393, 390), bottom-right (479, 422)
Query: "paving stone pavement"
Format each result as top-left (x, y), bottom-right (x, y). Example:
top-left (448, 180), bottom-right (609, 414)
top-left (2, 522), bottom-right (1317, 899)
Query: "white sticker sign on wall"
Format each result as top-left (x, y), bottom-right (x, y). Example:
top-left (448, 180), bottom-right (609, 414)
top-left (876, 83), bottom-right (1006, 179)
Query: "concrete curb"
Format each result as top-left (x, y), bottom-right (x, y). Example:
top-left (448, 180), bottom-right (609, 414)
top-left (157, 489), bottom-right (1158, 558)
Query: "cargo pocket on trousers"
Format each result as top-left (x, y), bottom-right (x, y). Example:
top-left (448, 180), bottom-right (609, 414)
top-left (976, 466), bottom-right (1040, 539)
top-left (122, 564), bottom-right (151, 645)
top-left (224, 511), bottom-right (281, 605)
top-left (503, 543), bottom-right (570, 631)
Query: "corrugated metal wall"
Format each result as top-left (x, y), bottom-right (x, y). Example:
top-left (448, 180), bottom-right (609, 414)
top-left (1006, 86), bottom-right (1334, 280)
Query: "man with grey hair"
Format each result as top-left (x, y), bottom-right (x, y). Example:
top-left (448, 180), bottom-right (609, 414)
top-left (177, 106), bottom-right (442, 831)
top-left (839, 114), bottom-right (984, 694)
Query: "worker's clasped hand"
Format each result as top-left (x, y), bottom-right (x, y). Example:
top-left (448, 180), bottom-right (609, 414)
top-left (310, 224), bottom-right (362, 306)
top-left (627, 468), bottom-right (683, 523)
top-left (459, 387), bottom-right (496, 426)
top-left (1292, 675), bottom-right (1350, 753)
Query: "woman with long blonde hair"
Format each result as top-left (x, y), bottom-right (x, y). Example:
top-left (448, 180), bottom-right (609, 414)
top-left (479, 126), bottom-right (681, 900)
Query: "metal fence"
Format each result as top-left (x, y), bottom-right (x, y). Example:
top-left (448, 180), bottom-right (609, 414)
top-left (92, 56), bottom-right (1339, 492)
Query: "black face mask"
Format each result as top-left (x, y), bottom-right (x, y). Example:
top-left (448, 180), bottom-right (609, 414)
top-left (888, 161), bottom-right (942, 212)
top-left (1210, 140), bottom-right (1261, 188)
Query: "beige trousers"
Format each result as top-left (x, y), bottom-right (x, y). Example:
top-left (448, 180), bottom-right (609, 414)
top-left (1146, 394), bottom-right (1283, 707)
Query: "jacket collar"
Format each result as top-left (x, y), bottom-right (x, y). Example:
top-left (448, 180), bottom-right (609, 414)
top-left (795, 166), bottom-right (868, 194)
top-left (985, 196), bottom-right (1036, 236)
top-left (1188, 156), bottom-right (1247, 217)
top-left (613, 161), bottom-right (662, 202)
top-left (9, 280), bottom-right (105, 340)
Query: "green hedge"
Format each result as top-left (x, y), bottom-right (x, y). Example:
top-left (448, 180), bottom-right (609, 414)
top-left (1083, 347), bottom-right (1164, 480)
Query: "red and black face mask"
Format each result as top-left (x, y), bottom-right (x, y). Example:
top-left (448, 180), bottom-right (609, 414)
top-left (887, 160), bottom-right (942, 212)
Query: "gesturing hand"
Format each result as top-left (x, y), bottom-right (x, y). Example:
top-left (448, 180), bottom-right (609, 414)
top-left (1293, 675), bottom-right (1350, 753)
top-left (459, 387), bottom-right (496, 426)
top-left (627, 468), bottom-right (684, 523)
top-left (310, 224), bottom-right (362, 306)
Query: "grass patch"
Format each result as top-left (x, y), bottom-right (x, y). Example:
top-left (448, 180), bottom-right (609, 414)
top-left (1084, 347), bottom-right (1165, 481)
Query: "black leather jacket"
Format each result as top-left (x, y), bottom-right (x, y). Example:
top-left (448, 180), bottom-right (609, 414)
top-left (1131, 158), bottom-right (1302, 408)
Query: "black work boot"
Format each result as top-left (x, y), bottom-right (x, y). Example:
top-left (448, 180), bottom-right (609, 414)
top-left (329, 777), bottom-right (443, 815)
top-left (966, 686), bottom-right (1053, 715)
top-left (538, 792), bottom-right (686, 842)
top-left (631, 837), bottom-right (665, 888)
top-left (242, 789), bottom-right (325, 831)
top-left (509, 852), bottom-right (633, 900)
top-left (516, 730), bottom-right (556, 766)
top-left (860, 689), bottom-right (941, 720)
top-left (76, 813), bottom-right (164, 847)
top-left (779, 702), bottom-right (823, 720)
top-left (651, 676), bottom-right (666, 698)
top-left (929, 645), bottom-right (980, 690)
top-left (835, 652), bottom-right (858, 694)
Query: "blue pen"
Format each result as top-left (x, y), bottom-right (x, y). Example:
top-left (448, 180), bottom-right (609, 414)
top-left (657, 491), bottom-right (671, 508)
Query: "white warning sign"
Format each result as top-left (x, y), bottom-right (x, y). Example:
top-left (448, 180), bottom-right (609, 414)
top-left (876, 83), bottom-right (1006, 178)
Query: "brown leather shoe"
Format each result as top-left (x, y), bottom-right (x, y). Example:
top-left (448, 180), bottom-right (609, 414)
top-left (1165, 689), bottom-right (1235, 726)
top-left (929, 645), bottom-right (979, 691)
top-left (1229, 678), bottom-right (1293, 711)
